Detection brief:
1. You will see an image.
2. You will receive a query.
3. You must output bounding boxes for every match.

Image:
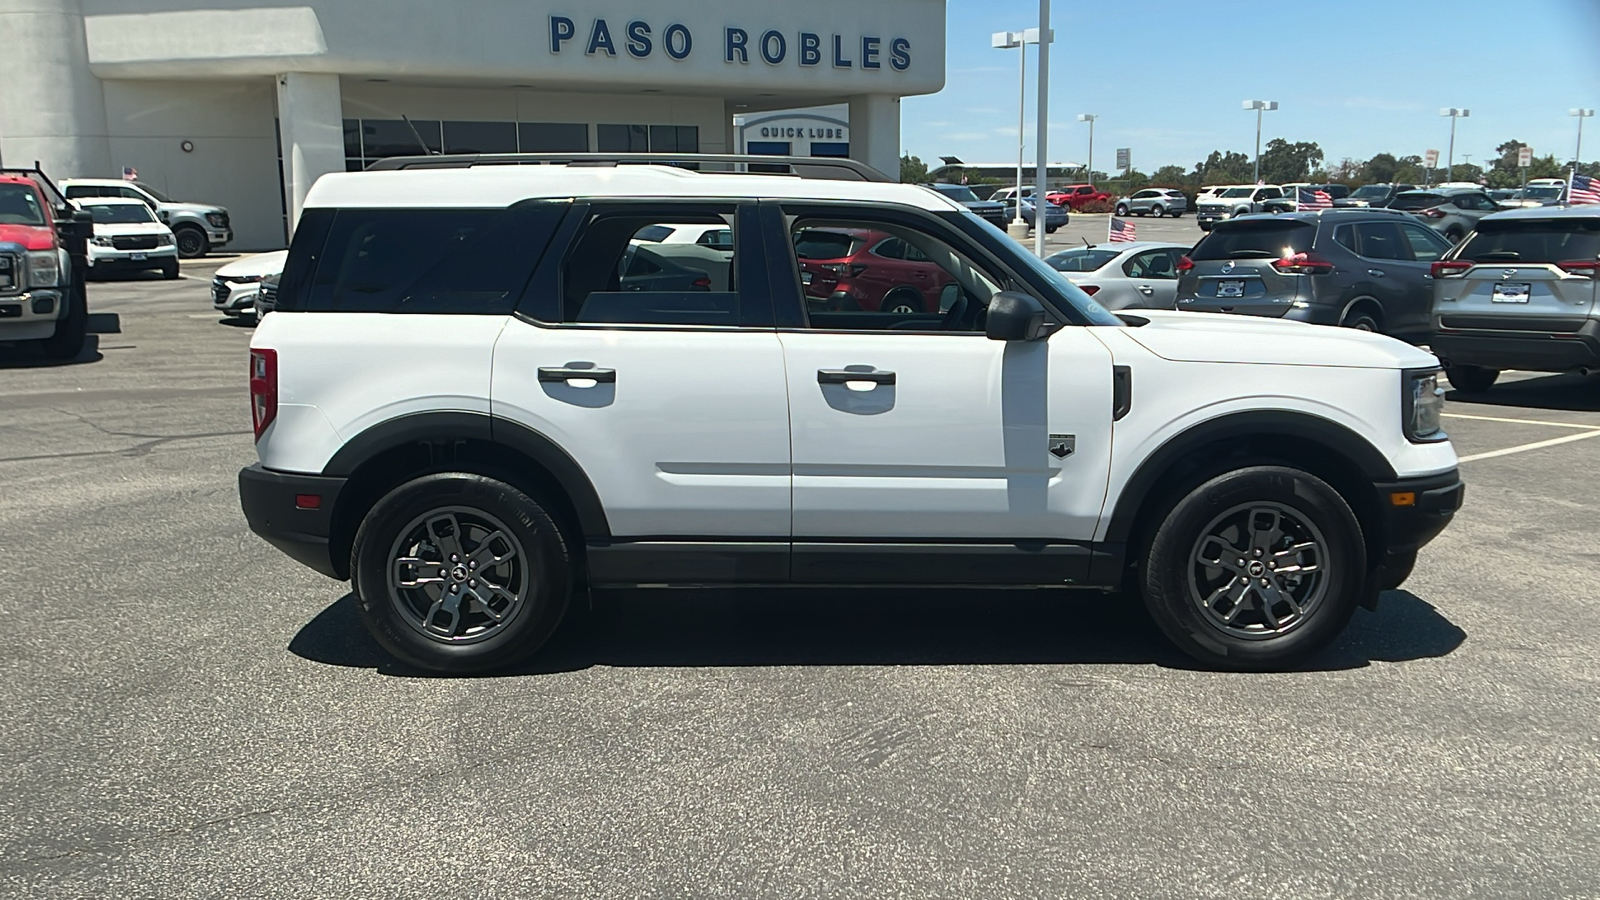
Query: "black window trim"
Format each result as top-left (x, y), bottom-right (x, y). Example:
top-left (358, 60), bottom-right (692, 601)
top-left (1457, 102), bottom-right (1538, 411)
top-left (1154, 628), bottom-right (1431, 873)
top-left (514, 198), bottom-right (770, 332)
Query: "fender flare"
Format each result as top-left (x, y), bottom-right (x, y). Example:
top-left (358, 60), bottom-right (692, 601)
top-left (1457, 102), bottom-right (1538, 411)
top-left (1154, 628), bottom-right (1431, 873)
top-left (322, 411), bottom-right (611, 538)
top-left (1103, 410), bottom-right (1397, 546)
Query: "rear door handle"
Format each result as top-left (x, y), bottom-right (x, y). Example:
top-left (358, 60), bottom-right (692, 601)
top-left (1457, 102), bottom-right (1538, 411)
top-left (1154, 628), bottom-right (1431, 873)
top-left (817, 369), bottom-right (895, 385)
top-left (1368, 269), bottom-right (1386, 278)
top-left (539, 367), bottom-right (616, 384)
top-left (1138, 285), bottom-right (1154, 294)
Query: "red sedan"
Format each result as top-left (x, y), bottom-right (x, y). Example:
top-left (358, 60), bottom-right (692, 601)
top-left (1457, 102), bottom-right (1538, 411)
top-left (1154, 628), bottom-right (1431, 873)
top-left (793, 227), bottom-right (954, 314)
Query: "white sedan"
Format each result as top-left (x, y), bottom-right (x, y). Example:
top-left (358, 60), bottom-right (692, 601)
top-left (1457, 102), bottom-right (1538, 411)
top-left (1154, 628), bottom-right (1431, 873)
top-left (211, 250), bottom-right (287, 318)
top-left (1043, 241), bottom-right (1191, 310)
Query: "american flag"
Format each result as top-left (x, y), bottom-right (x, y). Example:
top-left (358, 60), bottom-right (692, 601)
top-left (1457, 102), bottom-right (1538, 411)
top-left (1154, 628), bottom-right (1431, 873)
top-left (1571, 173), bottom-right (1600, 206)
top-left (1109, 217), bottom-right (1136, 242)
top-left (1297, 186), bottom-right (1333, 210)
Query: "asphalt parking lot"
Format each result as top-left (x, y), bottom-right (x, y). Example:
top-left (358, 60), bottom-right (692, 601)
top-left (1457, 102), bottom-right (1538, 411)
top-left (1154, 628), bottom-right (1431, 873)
top-left (2, 259), bottom-right (1598, 898)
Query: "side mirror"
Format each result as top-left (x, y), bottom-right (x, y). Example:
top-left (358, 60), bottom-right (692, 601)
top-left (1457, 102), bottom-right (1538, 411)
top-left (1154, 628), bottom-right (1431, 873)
top-left (986, 291), bottom-right (1054, 342)
top-left (157, 209), bottom-right (170, 223)
top-left (57, 209), bottom-right (95, 240)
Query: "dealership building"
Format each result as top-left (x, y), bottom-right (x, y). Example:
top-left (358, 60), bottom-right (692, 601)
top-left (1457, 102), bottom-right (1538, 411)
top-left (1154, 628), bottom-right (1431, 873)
top-left (0, 0), bottom-right (945, 250)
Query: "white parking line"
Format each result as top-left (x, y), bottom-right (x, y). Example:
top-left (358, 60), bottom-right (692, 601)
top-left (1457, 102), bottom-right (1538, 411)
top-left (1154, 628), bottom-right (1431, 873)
top-left (1458, 429), bottom-right (1600, 463)
top-left (1443, 412), bottom-right (1600, 430)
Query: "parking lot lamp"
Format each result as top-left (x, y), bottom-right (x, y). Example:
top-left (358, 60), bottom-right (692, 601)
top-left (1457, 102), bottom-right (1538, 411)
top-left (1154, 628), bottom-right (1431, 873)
top-left (1242, 100), bottom-right (1277, 183)
top-left (1571, 109), bottom-right (1595, 168)
top-left (993, 29), bottom-right (1040, 231)
top-left (1440, 108), bottom-right (1470, 181)
top-left (1077, 114), bottom-right (1097, 186)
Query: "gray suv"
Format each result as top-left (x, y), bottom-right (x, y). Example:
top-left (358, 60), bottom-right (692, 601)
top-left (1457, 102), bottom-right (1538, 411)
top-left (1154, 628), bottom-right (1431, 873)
top-left (1175, 209), bottom-right (1454, 339)
top-left (1114, 188), bottom-right (1188, 218)
top-left (1388, 188), bottom-right (1502, 244)
top-left (1429, 207), bottom-right (1600, 392)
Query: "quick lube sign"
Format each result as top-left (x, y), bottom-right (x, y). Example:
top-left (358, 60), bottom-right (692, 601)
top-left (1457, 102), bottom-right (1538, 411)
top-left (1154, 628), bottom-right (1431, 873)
top-left (549, 16), bottom-right (913, 71)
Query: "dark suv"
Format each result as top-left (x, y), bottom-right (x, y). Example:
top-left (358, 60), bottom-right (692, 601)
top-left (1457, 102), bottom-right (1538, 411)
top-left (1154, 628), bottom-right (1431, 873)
top-left (1175, 209), bottom-right (1454, 339)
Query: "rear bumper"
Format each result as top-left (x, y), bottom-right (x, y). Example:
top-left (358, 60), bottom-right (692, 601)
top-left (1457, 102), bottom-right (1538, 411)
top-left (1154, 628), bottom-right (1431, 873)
top-left (239, 463), bottom-right (348, 579)
top-left (1432, 318), bottom-right (1600, 371)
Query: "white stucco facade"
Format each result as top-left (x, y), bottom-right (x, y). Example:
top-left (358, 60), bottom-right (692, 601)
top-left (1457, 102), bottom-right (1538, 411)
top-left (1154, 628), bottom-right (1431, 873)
top-left (0, 0), bottom-right (945, 250)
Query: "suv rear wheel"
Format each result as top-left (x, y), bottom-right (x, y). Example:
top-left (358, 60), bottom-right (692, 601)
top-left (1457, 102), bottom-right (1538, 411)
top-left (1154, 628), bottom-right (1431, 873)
top-left (1115, 203), bottom-right (1129, 216)
top-left (1446, 364), bottom-right (1499, 393)
top-left (1141, 466), bottom-right (1365, 670)
top-left (351, 472), bottom-right (572, 673)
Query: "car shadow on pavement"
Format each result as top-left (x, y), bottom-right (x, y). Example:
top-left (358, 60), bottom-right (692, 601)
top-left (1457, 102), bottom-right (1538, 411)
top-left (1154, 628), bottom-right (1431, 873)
top-left (289, 587), bottom-right (1465, 678)
top-left (1448, 371), bottom-right (1600, 412)
top-left (0, 334), bottom-right (102, 368)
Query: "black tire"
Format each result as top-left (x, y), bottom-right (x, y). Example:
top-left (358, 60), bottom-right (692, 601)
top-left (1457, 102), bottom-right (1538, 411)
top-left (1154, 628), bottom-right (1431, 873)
top-left (881, 290), bottom-right (923, 314)
top-left (1447, 364), bottom-right (1499, 393)
top-left (173, 226), bottom-right (208, 259)
top-left (1115, 203), bottom-right (1129, 216)
top-left (1141, 465), bottom-right (1366, 670)
top-left (1341, 306), bottom-right (1380, 333)
top-left (1046, 225), bottom-right (1059, 234)
top-left (351, 472), bottom-right (573, 674)
top-left (1170, 210), bottom-right (1184, 217)
top-left (39, 283), bottom-right (87, 360)
top-left (1151, 204), bottom-right (1166, 217)
top-left (1199, 222), bottom-right (1213, 232)
top-left (160, 259), bottom-right (180, 280)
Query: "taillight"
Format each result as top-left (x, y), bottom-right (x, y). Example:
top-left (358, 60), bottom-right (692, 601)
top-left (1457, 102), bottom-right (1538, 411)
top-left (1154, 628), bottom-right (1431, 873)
top-left (249, 348), bottom-right (277, 440)
top-left (1272, 252), bottom-right (1335, 275)
top-left (1176, 255), bottom-right (1195, 273)
top-left (690, 277), bottom-right (712, 290)
top-left (1557, 260), bottom-right (1600, 279)
top-left (819, 262), bottom-right (868, 278)
top-left (1421, 208), bottom-right (1446, 218)
top-left (1431, 260), bottom-right (1474, 278)
top-left (1079, 284), bottom-right (1101, 296)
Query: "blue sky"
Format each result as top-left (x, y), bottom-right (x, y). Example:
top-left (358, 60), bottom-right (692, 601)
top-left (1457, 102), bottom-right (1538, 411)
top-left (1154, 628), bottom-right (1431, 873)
top-left (901, 0), bottom-right (1600, 173)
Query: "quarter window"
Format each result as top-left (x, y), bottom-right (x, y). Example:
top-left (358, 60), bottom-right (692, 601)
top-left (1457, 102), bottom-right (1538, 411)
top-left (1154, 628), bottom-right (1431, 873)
top-left (1350, 222), bottom-right (1410, 260)
top-left (1400, 223), bottom-right (1450, 262)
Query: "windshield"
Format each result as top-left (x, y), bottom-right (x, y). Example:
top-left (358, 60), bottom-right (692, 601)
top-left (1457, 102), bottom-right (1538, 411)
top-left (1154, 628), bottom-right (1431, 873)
top-left (1044, 247), bottom-right (1122, 272)
top-left (931, 184), bottom-right (980, 203)
top-left (1524, 187), bottom-right (1563, 200)
top-left (134, 183), bottom-right (171, 203)
top-left (0, 183), bottom-right (47, 226)
top-left (1191, 221), bottom-right (1316, 260)
top-left (1390, 193), bottom-right (1443, 210)
top-left (1219, 187), bottom-right (1255, 198)
top-left (86, 203), bottom-right (156, 224)
top-left (1458, 218), bottom-right (1600, 263)
top-left (1350, 185), bottom-right (1390, 199)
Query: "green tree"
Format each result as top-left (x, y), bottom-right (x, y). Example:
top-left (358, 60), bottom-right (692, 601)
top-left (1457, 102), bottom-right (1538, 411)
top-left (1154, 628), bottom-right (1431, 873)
top-left (899, 154), bottom-right (929, 184)
top-left (1193, 150), bottom-right (1253, 185)
top-left (1149, 164), bottom-right (1192, 188)
top-left (1257, 138), bottom-right (1325, 184)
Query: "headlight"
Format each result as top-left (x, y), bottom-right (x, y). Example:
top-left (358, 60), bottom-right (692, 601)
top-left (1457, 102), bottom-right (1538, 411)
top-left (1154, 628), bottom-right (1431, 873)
top-left (1404, 369), bottom-right (1447, 443)
top-left (91, 236), bottom-right (114, 247)
top-left (26, 251), bottom-right (59, 287)
top-left (156, 233), bottom-right (175, 246)
top-left (205, 213), bottom-right (226, 228)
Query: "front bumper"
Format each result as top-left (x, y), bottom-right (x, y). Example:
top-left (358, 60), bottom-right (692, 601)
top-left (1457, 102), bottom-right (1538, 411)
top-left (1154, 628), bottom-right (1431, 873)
top-left (212, 280), bottom-right (262, 311)
top-left (1432, 318), bottom-right (1600, 372)
top-left (239, 463), bottom-right (348, 579)
top-left (208, 228), bottom-right (233, 247)
top-left (88, 247), bottom-right (177, 268)
top-left (0, 289), bottom-right (65, 340)
top-left (1372, 468), bottom-right (1464, 571)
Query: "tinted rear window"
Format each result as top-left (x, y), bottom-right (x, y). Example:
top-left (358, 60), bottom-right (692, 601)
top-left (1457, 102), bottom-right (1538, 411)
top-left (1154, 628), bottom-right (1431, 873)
top-left (1390, 193), bottom-right (1443, 210)
top-left (290, 204), bottom-right (561, 313)
top-left (1191, 222), bottom-right (1316, 260)
top-left (1458, 218), bottom-right (1600, 264)
top-left (1044, 247), bottom-right (1121, 272)
top-left (794, 230), bottom-right (861, 260)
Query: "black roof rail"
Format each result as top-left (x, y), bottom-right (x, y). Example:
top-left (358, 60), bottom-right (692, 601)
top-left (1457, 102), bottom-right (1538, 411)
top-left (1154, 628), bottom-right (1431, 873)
top-left (361, 152), bottom-right (893, 183)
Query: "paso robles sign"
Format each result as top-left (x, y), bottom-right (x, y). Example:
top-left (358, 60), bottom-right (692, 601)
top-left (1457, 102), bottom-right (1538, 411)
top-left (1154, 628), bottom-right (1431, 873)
top-left (549, 16), bottom-right (913, 71)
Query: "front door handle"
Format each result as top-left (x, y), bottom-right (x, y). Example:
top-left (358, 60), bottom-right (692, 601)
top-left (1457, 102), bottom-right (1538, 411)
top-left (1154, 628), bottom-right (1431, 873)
top-left (817, 369), bottom-right (895, 386)
top-left (539, 367), bottom-right (616, 384)
top-left (1138, 285), bottom-right (1154, 294)
top-left (1368, 269), bottom-right (1386, 278)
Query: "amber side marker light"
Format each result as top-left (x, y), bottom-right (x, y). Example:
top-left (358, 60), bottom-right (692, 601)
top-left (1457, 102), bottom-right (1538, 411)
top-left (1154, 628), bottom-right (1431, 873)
top-left (1390, 492), bottom-right (1417, 507)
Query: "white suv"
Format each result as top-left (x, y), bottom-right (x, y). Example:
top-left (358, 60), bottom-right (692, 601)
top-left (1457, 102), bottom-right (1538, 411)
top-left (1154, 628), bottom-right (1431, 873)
top-left (238, 154), bottom-right (1463, 674)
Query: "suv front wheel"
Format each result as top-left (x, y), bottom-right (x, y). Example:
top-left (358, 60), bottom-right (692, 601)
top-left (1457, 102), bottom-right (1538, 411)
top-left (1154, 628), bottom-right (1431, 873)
top-left (351, 472), bottom-right (572, 673)
top-left (1140, 466), bottom-right (1365, 670)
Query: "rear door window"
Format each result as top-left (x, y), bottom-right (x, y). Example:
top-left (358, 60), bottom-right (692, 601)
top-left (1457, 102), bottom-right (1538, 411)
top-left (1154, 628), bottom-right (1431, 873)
top-left (1457, 218), bottom-right (1600, 264)
top-left (1390, 194), bottom-right (1442, 211)
top-left (1191, 222), bottom-right (1316, 260)
top-left (560, 207), bottom-right (739, 326)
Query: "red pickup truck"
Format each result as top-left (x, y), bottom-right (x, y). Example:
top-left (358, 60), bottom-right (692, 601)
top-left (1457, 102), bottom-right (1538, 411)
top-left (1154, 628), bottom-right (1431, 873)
top-left (1049, 184), bottom-right (1112, 209)
top-left (0, 168), bottom-right (89, 359)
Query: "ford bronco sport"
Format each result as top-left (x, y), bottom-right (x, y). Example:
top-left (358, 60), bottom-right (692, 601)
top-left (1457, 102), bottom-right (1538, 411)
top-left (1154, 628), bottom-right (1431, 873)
top-left (238, 153), bottom-right (1463, 674)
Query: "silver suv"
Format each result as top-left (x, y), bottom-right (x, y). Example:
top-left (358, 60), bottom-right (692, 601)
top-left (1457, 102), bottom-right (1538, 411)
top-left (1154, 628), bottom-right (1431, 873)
top-left (1429, 207), bottom-right (1600, 392)
top-left (1114, 188), bottom-right (1187, 218)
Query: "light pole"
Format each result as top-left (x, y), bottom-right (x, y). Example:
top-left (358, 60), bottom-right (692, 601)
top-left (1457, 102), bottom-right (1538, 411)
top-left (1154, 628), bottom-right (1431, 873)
top-left (1077, 113), bottom-right (1096, 186)
top-left (1571, 108), bottom-right (1595, 168)
top-left (1032, 1), bottom-right (1051, 260)
top-left (1440, 108), bottom-right (1470, 182)
top-left (1242, 100), bottom-right (1277, 183)
top-left (992, 29), bottom-right (1039, 235)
